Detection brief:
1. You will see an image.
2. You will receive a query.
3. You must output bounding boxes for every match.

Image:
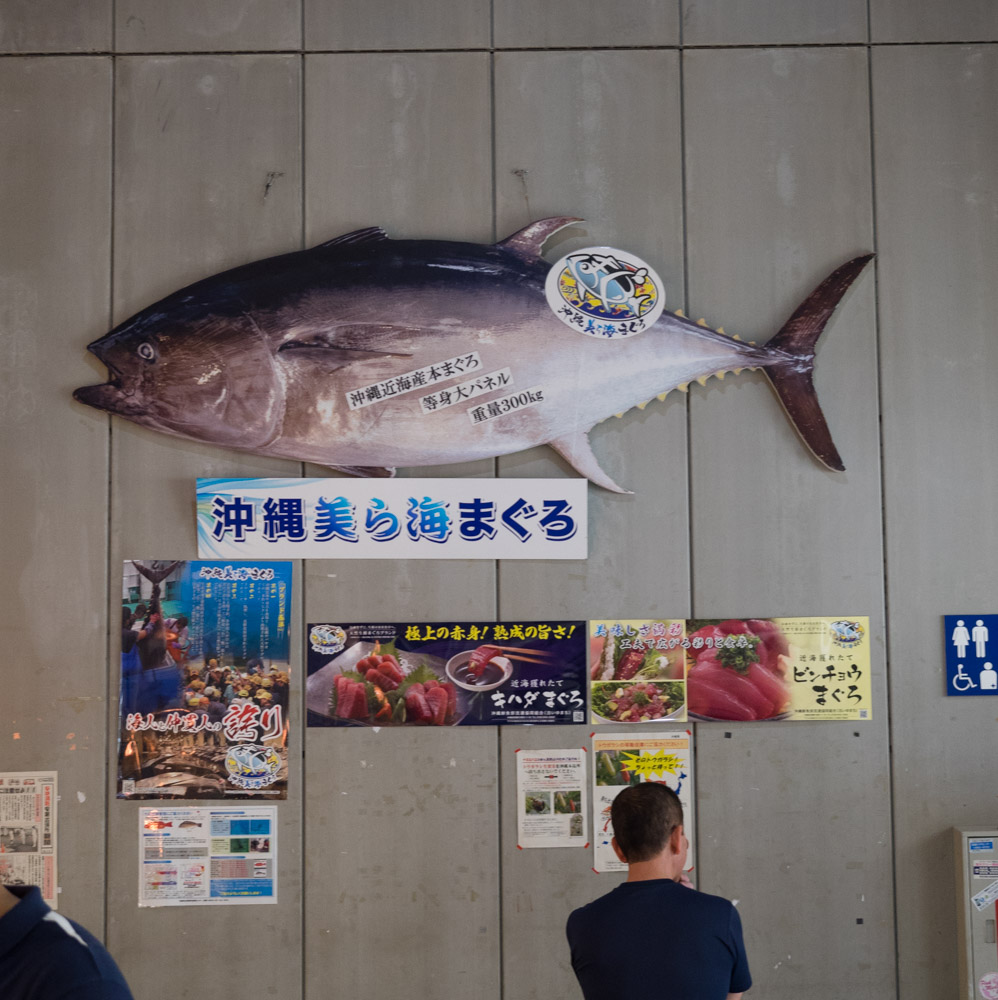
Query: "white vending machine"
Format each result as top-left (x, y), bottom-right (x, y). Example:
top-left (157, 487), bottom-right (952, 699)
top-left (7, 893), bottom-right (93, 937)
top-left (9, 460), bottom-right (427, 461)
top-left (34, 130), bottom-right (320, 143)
top-left (955, 828), bottom-right (998, 999)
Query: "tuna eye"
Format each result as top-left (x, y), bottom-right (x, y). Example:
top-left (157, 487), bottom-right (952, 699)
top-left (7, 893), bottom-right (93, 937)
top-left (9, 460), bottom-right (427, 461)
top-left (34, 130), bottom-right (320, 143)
top-left (137, 342), bottom-right (156, 362)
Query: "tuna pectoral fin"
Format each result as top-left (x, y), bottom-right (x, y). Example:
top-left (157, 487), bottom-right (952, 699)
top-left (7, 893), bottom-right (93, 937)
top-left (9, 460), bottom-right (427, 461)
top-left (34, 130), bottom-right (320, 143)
top-left (331, 465), bottom-right (397, 479)
top-left (763, 254), bottom-right (874, 472)
top-left (277, 342), bottom-right (410, 370)
top-left (549, 432), bottom-right (632, 494)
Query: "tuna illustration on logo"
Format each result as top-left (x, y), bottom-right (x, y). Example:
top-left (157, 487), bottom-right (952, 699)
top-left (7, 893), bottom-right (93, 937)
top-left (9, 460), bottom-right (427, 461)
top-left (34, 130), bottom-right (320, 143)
top-left (565, 251), bottom-right (652, 317)
top-left (73, 218), bottom-right (872, 493)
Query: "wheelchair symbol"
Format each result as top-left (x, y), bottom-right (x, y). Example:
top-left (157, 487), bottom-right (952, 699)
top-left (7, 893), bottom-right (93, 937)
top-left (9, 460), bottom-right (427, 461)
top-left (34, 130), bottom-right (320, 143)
top-left (953, 663), bottom-right (977, 692)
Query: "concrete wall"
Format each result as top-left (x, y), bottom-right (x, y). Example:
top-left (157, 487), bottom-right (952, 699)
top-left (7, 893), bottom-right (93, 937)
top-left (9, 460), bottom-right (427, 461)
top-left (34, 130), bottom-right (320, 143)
top-left (2, 3), bottom-right (996, 998)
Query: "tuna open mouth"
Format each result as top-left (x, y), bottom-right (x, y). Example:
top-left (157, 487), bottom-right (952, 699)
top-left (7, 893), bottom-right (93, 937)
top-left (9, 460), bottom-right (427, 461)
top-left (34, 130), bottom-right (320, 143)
top-left (72, 378), bottom-right (143, 415)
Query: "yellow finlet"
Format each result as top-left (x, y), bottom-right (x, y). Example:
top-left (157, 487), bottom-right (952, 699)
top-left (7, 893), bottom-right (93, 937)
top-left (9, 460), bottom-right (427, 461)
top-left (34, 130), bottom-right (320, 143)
top-left (674, 308), bottom-right (685, 317)
top-left (614, 411), bottom-right (625, 419)
top-left (656, 391), bottom-right (669, 401)
top-left (696, 375), bottom-right (709, 387)
top-left (733, 367), bottom-right (743, 375)
top-left (678, 382), bottom-right (689, 392)
top-left (636, 400), bottom-right (649, 411)
top-left (716, 371), bottom-right (726, 381)
top-left (696, 318), bottom-right (708, 327)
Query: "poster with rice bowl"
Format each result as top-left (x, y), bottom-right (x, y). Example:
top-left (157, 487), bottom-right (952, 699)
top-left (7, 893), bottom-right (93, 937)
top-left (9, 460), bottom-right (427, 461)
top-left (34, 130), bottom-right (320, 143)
top-left (590, 617), bottom-right (872, 723)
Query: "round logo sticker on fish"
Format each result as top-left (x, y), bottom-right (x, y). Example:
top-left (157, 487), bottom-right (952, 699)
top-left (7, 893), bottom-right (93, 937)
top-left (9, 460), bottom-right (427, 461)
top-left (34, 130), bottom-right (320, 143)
top-left (545, 246), bottom-right (665, 339)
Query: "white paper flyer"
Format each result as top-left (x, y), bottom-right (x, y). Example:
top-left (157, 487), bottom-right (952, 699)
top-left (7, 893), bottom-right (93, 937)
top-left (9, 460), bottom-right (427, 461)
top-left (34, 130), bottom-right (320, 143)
top-left (138, 805), bottom-right (277, 906)
top-left (0, 771), bottom-right (57, 908)
top-left (591, 732), bottom-right (694, 876)
top-left (515, 748), bottom-right (587, 848)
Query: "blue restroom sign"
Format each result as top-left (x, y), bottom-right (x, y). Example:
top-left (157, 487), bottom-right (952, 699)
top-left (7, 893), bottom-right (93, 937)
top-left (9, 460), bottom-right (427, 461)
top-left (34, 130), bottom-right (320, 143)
top-left (945, 615), bottom-right (998, 696)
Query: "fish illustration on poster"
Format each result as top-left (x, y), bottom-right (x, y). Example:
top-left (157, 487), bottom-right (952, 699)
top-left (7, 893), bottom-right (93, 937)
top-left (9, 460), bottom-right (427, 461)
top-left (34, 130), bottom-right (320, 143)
top-left (73, 219), bottom-right (872, 493)
top-left (306, 621), bottom-right (586, 727)
top-left (118, 560), bottom-right (292, 799)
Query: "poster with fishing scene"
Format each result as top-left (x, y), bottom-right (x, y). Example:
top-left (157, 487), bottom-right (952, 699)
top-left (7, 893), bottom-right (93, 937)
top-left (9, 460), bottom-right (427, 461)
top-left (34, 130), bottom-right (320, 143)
top-left (592, 732), bottom-right (694, 876)
top-left (590, 617), bottom-right (872, 723)
top-left (515, 749), bottom-right (587, 849)
top-left (307, 621), bottom-right (586, 727)
top-left (119, 561), bottom-right (292, 800)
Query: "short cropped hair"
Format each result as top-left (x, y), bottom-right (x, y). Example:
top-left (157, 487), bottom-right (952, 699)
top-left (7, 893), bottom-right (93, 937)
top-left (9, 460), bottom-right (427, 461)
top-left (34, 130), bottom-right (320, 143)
top-left (611, 783), bottom-right (684, 863)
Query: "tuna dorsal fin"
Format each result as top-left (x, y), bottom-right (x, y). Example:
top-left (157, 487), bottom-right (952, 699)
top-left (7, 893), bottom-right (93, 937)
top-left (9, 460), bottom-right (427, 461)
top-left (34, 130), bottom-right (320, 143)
top-left (313, 227), bottom-right (389, 250)
top-left (548, 431), bottom-right (632, 494)
top-left (497, 217), bottom-right (583, 259)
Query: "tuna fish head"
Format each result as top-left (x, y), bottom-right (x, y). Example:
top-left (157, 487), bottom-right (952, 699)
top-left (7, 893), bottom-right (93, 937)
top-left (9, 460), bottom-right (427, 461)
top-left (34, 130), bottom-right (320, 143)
top-left (73, 301), bottom-right (285, 449)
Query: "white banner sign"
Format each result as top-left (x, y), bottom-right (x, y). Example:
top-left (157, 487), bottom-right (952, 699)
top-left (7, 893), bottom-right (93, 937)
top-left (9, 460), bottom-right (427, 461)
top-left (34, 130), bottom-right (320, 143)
top-left (196, 478), bottom-right (588, 560)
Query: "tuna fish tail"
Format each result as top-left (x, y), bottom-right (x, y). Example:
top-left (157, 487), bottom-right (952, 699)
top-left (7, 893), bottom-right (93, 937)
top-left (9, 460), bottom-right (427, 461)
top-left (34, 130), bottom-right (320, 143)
top-left (762, 254), bottom-right (874, 471)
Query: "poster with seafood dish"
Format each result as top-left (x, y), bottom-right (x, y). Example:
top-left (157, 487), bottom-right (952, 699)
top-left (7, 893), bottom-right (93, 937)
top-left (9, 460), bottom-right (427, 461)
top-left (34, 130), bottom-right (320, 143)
top-left (306, 621), bottom-right (586, 727)
top-left (515, 749), bottom-right (588, 848)
top-left (118, 560), bottom-right (292, 800)
top-left (589, 620), bottom-right (688, 724)
top-left (592, 732), bottom-right (693, 875)
top-left (591, 617), bottom-right (871, 723)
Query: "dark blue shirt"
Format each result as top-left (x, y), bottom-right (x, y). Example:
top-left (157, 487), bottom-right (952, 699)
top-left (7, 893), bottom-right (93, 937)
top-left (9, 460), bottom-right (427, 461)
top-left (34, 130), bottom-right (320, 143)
top-left (567, 878), bottom-right (751, 1000)
top-left (0, 886), bottom-right (134, 999)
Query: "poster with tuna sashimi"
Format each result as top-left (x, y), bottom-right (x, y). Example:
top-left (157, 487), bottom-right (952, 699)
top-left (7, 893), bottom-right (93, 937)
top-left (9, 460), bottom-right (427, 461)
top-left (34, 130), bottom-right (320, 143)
top-left (307, 621), bottom-right (586, 727)
top-left (590, 617), bottom-right (871, 723)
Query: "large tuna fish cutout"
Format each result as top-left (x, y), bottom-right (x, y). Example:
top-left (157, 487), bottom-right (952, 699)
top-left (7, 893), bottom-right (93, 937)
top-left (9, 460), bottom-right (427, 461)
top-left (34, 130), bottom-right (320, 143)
top-left (73, 218), bottom-right (872, 492)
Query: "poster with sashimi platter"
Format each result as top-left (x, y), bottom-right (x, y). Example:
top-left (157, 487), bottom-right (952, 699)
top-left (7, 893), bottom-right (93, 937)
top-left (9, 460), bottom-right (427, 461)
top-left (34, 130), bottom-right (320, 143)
top-left (306, 621), bottom-right (586, 727)
top-left (589, 617), bottom-right (871, 723)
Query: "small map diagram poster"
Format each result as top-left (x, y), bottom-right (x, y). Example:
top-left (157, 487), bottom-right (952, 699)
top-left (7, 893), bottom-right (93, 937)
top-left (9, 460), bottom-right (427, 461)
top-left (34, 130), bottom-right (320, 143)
top-left (944, 615), bottom-right (998, 696)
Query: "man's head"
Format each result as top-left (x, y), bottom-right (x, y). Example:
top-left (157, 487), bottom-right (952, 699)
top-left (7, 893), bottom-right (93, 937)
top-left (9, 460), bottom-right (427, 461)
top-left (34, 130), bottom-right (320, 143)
top-left (611, 783), bottom-right (684, 863)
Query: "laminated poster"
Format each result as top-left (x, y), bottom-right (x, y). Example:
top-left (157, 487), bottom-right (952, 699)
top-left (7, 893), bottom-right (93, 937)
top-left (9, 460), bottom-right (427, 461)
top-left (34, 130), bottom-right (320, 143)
top-left (590, 617), bottom-right (872, 723)
top-left (118, 560), bottom-right (292, 800)
top-left (589, 620), bottom-right (687, 724)
top-left (592, 732), bottom-right (693, 876)
top-left (515, 749), bottom-right (588, 848)
top-left (307, 621), bottom-right (586, 727)
top-left (0, 772), bottom-right (57, 908)
top-left (139, 806), bottom-right (277, 906)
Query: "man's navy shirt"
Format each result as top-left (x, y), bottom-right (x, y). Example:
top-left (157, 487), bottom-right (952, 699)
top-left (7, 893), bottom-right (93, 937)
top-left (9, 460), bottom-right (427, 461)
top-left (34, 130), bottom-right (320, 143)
top-left (0, 886), bottom-right (134, 999)
top-left (566, 878), bottom-right (751, 1000)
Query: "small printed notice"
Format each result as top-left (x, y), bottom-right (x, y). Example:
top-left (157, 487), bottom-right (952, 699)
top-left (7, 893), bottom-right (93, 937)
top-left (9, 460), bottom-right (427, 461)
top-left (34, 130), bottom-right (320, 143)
top-left (0, 772), bottom-right (57, 908)
top-left (516, 749), bottom-right (587, 848)
top-left (139, 806), bottom-right (277, 907)
top-left (196, 478), bottom-right (587, 561)
top-left (972, 878), bottom-right (998, 912)
top-left (592, 732), bottom-right (693, 875)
